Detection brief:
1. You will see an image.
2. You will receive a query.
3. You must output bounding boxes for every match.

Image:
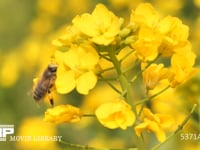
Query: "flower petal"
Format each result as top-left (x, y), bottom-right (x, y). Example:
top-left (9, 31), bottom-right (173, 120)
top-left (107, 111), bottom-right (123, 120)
top-left (73, 14), bottom-right (99, 37)
top-left (148, 120), bottom-right (166, 142)
top-left (135, 122), bottom-right (149, 137)
top-left (55, 68), bottom-right (76, 94)
top-left (156, 114), bottom-right (174, 129)
top-left (76, 71), bottom-right (97, 95)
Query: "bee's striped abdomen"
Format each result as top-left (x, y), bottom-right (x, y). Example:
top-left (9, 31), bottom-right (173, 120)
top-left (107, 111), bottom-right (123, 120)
top-left (33, 82), bottom-right (48, 101)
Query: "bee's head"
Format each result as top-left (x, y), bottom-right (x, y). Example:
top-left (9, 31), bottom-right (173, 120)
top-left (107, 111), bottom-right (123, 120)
top-left (48, 64), bottom-right (58, 72)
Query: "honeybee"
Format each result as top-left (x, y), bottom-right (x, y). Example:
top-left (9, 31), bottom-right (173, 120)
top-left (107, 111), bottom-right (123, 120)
top-left (33, 64), bottom-right (57, 107)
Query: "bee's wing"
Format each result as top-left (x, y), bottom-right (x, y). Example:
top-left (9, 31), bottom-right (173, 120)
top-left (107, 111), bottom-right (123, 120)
top-left (39, 77), bottom-right (52, 92)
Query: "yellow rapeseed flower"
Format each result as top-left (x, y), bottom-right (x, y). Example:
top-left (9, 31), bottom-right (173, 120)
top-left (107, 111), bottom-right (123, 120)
top-left (135, 108), bottom-right (174, 142)
top-left (95, 99), bottom-right (135, 130)
top-left (72, 3), bottom-right (121, 45)
top-left (158, 16), bottom-right (189, 57)
top-left (52, 25), bottom-right (81, 47)
top-left (130, 3), bottom-right (161, 61)
top-left (169, 42), bottom-right (196, 87)
top-left (142, 64), bottom-right (169, 90)
top-left (44, 104), bottom-right (82, 124)
top-left (130, 3), bottom-right (160, 28)
top-left (131, 26), bottom-right (162, 61)
top-left (130, 3), bottom-right (193, 65)
top-left (55, 43), bottom-right (99, 94)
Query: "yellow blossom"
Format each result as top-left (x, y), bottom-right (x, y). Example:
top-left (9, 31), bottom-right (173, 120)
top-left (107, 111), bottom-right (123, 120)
top-left (149, 81), bottom-right (186, 130)
top-left (95, 100), bottom-right (135, 130)
top-left (130, 3), bottom-right (192, 63)
top-left (52, 25), bottom-right (81, 47)
top-left (135, 108), bottom-right (174, 142)
top-left (131, 26), bottom-right (162, 61)
top-left (55, 43), bottom-right (99, 94)
top-left (130, 3), bottom-right (162, 61)
top-left (72, 3), bottom-right (121, 45)
top-left (44, 105), bottom-right (82, 124)
top-left (142, 64), bottom-right (169, 90)
top-left (169, 42), bottom-right (196, 87)
top-left (130, 3), bottom-right (160, 28)
top-left (158, 16), bottom-right (189, 57)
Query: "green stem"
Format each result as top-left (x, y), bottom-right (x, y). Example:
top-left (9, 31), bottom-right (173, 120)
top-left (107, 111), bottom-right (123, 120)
top-left (98, 67), bottom-right (115, 74)
top-left (119, 48), bottom-right (135, 63)
top-left (59, 140), bottom-right (92, 149)
top-left (99, 74), bottom-right (122, 94)
top-left (107, 48), bottom-right (145, 150)
top-left (135, 86), bottom-right (170, 105)
top-left (83, 114), bottom-right (96, 117)
top-left (59, 140), bottom-right (138, 150)
top-left (151, 104), bottom-right (197, 150)
top-left (108, 48), bottom-right (135, 110)
top-left (130, 54), bottom-right (160, 83)
top-left (138, 89), bottom-right (150, 117)
top-left (122, 59), bottom-right (140, 74)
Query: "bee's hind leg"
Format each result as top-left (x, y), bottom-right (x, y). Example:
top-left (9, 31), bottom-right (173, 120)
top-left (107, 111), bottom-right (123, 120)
top-left (47, 90), bottom-right (54, 107)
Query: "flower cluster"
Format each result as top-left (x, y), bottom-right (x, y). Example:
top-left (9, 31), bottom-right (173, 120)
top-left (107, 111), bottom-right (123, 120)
top-left (130, 3), bottom-right (196, 88)
top-left (38, 2), bottom-right (197, 148)
top-left (52, 4), bottom-right (123, 95)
